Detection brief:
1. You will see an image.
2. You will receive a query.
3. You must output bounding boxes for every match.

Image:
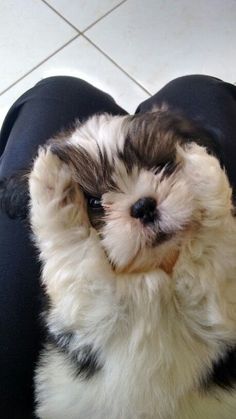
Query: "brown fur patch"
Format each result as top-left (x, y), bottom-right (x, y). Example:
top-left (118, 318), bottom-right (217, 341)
top-left (160, 248), bottom-right (180, 275)
top-left (50, 142), bottom-right (115, 197)
top-left (120, 108), bottom-right (221, 173)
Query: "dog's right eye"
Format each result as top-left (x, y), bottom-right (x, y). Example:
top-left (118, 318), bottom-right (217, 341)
top-left (87, 196), bottom-right (103, 210)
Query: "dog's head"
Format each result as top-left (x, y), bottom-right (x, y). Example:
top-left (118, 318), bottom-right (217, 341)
top-left (51, 108), bottom-right (232, 274)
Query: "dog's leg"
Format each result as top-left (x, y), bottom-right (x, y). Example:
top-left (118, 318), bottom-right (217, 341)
top-left (30, 148), bottom-right (120, 419)
top-left (29, 146), bottom-right (115, 331)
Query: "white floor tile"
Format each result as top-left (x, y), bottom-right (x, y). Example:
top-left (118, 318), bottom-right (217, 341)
top-left (0, 0), bottom-right (77, 93)
top-left (46, 0), bottom-right (123, 31)
top-left (0, 36), bottom-right (149, 128)
top-left (87, 0), bottom-right (236, 94)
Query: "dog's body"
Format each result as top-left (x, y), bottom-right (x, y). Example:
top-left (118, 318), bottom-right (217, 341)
top-left (28, 109), bottom-right (236, 418)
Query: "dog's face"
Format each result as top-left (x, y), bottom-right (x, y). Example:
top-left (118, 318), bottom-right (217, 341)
top-left (51, 109), bottom-right (232, 274)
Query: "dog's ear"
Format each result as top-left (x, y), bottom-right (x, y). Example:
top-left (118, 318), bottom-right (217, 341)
top-left (0, 170), bottom-right (29, 220)
top-left (150, 107), bottom-right (224, 164)
top-left (171, 115), bottom-right (224, 165)
top-left (170, 113), bottom-right (236, 214)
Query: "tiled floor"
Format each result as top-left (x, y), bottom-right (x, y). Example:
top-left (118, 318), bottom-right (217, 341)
top-left (1, 0), bottom-right (236, 127)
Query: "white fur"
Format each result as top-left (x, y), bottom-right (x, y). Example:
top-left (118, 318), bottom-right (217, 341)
top-left (70, 114), bottom-right (126, 163)
top-left (29, 114), bottom-right (236, 419)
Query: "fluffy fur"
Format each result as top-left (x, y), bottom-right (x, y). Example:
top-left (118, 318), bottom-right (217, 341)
top-left (29, 108), bottom-right (236, 419)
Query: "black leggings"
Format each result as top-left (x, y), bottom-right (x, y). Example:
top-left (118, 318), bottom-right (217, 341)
top-left (1, 75), bottom-right (236, 418)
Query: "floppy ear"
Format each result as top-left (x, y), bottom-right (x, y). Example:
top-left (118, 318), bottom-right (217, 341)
top-left (0, 170), bottom-right (29, 220)
top-left (172, 113), bottom-right (236, 215)
top-left (172, 116), bottom-right (224, 165)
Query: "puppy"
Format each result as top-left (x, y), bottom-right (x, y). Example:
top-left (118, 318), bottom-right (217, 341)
top-left (28, 108), bottom-right (236, 419)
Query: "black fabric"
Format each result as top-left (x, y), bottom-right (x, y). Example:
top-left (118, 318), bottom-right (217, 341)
top-left (0, 74), bottom-right (236, 418)
top-left (0, 76), bottom-right (127, 177)
top-left (0, 76), bottom-right (127, 419)
top-left (136, 74), bottom-right (236, 194)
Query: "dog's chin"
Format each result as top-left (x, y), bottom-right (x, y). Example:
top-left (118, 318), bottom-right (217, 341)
top-left (111, 248), bottom-right (180, 275)
top-left (105, 232), bottom-right (181, 275)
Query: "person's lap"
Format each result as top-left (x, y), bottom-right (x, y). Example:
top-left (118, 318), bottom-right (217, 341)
top-left (0, 74), bottom-right (236, 418)
top-left (0, 76), bottom-right (128, 418)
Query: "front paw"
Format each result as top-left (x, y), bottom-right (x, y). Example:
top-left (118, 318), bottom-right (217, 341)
top-left (29, 147), bottom-right (89, 228)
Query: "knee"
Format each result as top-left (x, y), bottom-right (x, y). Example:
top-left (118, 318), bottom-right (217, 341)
top-left (35, 76), bottom-right (97, 97)
top-left (164, 74), bottom-right (223, 90)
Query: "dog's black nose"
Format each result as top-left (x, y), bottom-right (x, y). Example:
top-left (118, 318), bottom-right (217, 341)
top-left (130, 197), bottom-right (158, 224)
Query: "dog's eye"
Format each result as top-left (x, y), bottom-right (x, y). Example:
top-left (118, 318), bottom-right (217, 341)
top-left (87, 196), bottom-right (103, 210)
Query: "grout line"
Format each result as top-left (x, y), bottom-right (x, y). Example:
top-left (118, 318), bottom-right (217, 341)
top-left (82, 34), bottom-right (152, 96)
top-left (82, 0), bottom-right (128, 33)
top-left (42, 0), bottom-right (127, 35)
top-left (33, 0), bottom-right (150, 96)
top-left (0, 35), bottom-right (80, 96)
top-left (41, 0), bottom-right (80, 33)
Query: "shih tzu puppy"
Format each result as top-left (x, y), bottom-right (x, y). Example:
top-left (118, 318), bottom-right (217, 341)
top-left (4, 107), bottom-right (236, 418)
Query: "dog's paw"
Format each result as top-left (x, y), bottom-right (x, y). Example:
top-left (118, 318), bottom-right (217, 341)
top-left (29, 147), bottom-right (89, 228)
top-left (29, 147), bottom-right (71, 201)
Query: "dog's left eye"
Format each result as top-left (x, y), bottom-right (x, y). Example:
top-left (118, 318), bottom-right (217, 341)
top-left (87, 196), bottom-right (103, 210)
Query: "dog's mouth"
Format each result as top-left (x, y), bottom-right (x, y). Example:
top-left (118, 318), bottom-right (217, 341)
top-left (140, 219), bottom-right (176, 248)
top-left (151, 230), bottom-right (174, 247)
